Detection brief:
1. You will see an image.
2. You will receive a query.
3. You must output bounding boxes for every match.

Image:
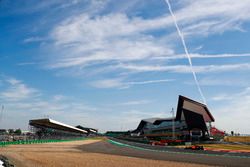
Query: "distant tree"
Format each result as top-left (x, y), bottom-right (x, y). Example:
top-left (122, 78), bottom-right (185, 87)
top-left (8, 129), bottom-right (14, 134)
top-left (14, 129), bottom-right (22, 135)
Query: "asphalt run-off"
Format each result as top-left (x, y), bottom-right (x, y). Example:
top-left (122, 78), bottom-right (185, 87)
top-left (108, 139), bottom-right (250, 159)
top-left (81, 138), bottom-right (250, 167)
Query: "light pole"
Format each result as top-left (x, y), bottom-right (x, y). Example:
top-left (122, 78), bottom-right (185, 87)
top-left (171, 108), bottom-right (175, 140)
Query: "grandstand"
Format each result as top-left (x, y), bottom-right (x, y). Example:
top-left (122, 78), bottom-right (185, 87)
top-left (76, 125), bottom-right (98, 136)
top-left (131, 95), bottom-right (215, 141)
top-left (29, 118), bottom-right (88, 139)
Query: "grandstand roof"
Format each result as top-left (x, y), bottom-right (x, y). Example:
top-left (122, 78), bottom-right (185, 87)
top-left (76, 125), bottom-right (98, 133)
top-left (29, 118), bottom-right (87, 134)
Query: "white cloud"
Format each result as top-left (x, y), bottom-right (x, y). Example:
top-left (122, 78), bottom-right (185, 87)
top-left (30, 0), bottom-right (250, 81)
top-left (17, 62), bottom-right (37, 66)
top-left (170, 0), bottom-right (250, 36)
top-left (90, 109), bottom-right (168, 132)
top-left (44, 12), bottom-right (174, 69)
top-left (90, 78), bottom-right (124, 89)
top-left (0, 78), bottom-right (39, 101)
top-left (0, 76), bottom-right (98, 130)
top-left (127, 79), bottom-right (174, 85)
top-left (153, 53), bottom-right (250, 60)
top-left (211, 87), bottom-right (250, 134)
top-left (51, 13), bottom-right (171, 45)
top-left (118, 100), bottom-right (152, 106)
top-left (90, 78), bottom-right (174, 89)
top-left (6, 78), bottom-right (21, 85)
top-left (197, 77), bottom-right (249, 87)
top-left (6, 0), bottom-right (250, 132)
top-left (53, 95), bottom-right (66, 101)
top-left (23, 36), bottom-right (46, 43)
top-left (211, 94), bottom-right (234, 101)
top-left (116, 63), bottom-right (250, 73)
top-left (116, 110), bottom-right (168, 130)
top-left (1, 97), bottom-right (99, 130)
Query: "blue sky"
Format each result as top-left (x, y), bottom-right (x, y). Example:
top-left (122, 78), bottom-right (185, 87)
top-left (0, 0), bottom-right (250, 133)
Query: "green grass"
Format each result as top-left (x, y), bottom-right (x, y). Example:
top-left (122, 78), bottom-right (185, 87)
top-left (202, 144), bottom-right (250, 151)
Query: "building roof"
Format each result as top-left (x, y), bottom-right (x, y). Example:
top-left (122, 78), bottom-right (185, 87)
top-left (131, 117), bottom-right (172, 133)
top-left (142, 118), bottom-right (164, 123)
top-left (132, 95), bottom-right (214, 133)
top-left (176, 95), bottom-right (214, 122)
top-left (29, 118), bottom-right (88, 134)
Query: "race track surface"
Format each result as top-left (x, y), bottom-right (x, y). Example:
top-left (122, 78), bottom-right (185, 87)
top-left (77, 139), bottom-right (250, 167)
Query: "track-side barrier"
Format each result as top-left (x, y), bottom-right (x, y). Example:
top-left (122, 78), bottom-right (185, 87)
top-left (0, 138), bottom-right (86, 147)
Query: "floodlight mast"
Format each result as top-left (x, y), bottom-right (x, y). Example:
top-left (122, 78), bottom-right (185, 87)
top-left (171, 107), bottom-right (175, 140)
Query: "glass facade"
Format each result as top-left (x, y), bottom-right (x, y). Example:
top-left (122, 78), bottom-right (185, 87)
top-left (143, 121), bottom-right (188, 138)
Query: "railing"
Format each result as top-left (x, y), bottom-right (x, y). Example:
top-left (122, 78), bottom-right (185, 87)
top-left (0, 137), bottom-right (86, 147)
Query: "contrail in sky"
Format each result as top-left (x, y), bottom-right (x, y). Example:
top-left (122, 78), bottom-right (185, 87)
top-left (165, 0), bottom-right (207, 104)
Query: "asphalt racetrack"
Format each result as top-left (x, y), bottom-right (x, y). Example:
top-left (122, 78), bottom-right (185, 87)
top-left (78, 138), bottom-right (250, 167)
